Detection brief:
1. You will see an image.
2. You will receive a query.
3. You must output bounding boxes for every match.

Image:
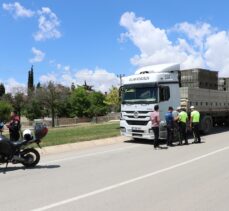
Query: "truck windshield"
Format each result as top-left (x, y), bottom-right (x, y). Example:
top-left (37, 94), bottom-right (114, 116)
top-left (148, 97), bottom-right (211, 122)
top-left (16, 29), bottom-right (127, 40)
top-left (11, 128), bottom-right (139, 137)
top-left (122, 85), bottom-right (158, 104)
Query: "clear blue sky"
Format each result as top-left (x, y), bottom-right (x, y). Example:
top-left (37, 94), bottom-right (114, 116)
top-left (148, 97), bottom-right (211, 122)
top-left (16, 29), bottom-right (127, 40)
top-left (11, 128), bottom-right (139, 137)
top-left (1, 0), bottom-right (229, 91)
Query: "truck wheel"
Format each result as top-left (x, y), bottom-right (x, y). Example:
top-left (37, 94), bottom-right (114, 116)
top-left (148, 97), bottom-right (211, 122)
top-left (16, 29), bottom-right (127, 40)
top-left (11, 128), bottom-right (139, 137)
top-left (201, 116), bottom-right (213, 134)
top-left (225, 119), bottom-right (229, 126)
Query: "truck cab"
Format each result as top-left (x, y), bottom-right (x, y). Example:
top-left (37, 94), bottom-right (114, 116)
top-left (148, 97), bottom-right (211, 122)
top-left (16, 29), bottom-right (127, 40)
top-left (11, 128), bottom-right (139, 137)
top-left (120, 63), bottom-right (180, 140)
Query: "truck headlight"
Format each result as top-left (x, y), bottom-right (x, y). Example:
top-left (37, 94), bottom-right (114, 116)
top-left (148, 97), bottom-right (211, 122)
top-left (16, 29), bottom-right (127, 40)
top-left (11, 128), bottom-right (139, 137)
top-left (120, 127), bottom-right (126, 132)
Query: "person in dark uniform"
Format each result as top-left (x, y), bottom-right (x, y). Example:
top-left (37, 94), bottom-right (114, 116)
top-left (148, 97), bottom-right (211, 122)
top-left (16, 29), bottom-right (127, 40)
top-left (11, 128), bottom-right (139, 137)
top-left (7, 111), bottom-right (21, 142)
top-left (165, 106), bottom-right (174, 146)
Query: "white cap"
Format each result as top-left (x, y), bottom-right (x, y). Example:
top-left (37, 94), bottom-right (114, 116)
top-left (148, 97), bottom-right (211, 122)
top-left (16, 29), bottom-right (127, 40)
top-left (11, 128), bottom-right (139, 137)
top-left (190, 106), bottom-right (195, 109)
top-left (177, 106), bottom-right (181, 110)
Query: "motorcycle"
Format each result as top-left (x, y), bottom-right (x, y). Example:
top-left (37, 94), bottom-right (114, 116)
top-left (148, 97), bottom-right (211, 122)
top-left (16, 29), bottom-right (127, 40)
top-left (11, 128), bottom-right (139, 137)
top-left (0, 123), bottom-right (48, 170)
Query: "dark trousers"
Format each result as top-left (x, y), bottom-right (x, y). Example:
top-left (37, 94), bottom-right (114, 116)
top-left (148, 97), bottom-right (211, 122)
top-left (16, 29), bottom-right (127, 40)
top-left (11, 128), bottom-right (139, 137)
top-left (192, 123), bottom-right (201, 142)
top-left (167, 126), bottom-right (174, 146)
top-left (174, 121), bottom-right (181, 143)
top-left (180, 122), bottom-right (188, 144)
top-left (10, 131), bottom-right (20, 142)
top-left (152, 127), bottom-right (159, 148)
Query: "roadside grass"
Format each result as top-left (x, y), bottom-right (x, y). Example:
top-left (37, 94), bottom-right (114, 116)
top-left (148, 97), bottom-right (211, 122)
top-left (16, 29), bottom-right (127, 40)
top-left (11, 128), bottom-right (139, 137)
top-left (40, 122), bottom-right (120, 147)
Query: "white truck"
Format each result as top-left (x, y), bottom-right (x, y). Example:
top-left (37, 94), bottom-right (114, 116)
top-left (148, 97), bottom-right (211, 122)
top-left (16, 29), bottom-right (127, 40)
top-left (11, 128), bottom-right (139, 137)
top-left (120, 63), bottom-right (229, 140)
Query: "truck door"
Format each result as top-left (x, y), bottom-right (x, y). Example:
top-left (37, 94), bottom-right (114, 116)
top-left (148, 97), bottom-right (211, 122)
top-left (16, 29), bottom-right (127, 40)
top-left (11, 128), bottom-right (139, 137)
top-left (159, 85), bottom-right (171, 120)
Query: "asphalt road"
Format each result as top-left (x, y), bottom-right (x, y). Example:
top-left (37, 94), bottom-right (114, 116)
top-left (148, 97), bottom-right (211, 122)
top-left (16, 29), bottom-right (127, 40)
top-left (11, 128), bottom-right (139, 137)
top-left (1, 128), bottom-right (229, 211)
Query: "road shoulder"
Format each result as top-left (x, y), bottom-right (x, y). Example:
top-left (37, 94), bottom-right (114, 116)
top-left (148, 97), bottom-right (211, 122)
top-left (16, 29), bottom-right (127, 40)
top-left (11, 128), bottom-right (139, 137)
top-left (37, 136), bottom-right (130, 155)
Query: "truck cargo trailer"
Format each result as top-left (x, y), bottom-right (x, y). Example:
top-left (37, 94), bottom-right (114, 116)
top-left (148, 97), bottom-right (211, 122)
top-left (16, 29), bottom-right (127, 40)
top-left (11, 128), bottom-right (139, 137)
top-left (180, 87), bottom-right (229, 133)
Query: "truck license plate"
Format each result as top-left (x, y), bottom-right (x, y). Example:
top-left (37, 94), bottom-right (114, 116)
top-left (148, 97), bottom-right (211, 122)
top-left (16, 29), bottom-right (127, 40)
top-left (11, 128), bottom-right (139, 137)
top-left (132, 127), bottom-right (141, 130)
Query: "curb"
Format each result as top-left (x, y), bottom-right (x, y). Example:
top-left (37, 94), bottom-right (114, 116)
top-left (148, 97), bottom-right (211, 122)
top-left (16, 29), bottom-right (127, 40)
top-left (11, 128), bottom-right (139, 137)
top-left (37, 136), bottom-right (130, 155)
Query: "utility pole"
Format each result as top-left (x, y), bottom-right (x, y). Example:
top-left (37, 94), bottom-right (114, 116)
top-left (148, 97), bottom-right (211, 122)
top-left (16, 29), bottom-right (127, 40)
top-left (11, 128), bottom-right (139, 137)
top-left (117, 74), bottom-right (125, 86)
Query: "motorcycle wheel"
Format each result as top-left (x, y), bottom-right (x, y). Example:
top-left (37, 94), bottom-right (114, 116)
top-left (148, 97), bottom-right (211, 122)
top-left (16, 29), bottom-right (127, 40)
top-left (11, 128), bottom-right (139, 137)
top-left (21, 148), bottom-right (40, 168)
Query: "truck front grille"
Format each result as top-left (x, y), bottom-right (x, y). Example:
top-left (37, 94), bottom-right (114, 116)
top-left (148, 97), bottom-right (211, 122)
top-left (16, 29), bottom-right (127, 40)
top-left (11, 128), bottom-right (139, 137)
top-left (132, 130), bottom-right (144, 133)
top-left (126, 120), bottom-right (149, 126)
top-left (125, 111), bottom-right (149, 114)
top-left (133, 133), bottom-right (142, 137)
top-left (126, 116), bottom-right (146, 119)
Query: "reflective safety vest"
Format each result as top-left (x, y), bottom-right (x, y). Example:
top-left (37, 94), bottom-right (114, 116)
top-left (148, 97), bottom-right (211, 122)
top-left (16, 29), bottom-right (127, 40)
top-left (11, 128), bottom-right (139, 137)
top-left (179, 111), bottom-right (188, 123)
top-left (191, 110), bottom-right (200, 123)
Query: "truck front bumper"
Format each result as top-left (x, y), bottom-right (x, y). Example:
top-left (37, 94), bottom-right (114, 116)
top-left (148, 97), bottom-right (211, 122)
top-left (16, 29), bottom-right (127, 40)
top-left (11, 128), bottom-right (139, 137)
top-left (120, 120), bottom-right (154, 140)
top-left (120, 120), bottom-right (167, 140)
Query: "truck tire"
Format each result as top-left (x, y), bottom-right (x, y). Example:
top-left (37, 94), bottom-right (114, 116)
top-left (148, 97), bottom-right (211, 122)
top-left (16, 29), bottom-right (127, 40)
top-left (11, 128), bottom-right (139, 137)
top-left (201, 116), bottom-right (213, 134)
top-left (225, 118), bottom-right (229, 126)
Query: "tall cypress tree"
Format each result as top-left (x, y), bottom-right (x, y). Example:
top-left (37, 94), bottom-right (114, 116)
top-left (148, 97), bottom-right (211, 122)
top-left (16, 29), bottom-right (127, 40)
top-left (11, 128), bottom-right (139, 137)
top-left (28, 65), bottom-right (34, 94)
top-left (0, 83), bottom-right (5, 97)
top-left (31, 65), bottom-right (34, 90)
top-left (36, 82), bottom-right (41, 89)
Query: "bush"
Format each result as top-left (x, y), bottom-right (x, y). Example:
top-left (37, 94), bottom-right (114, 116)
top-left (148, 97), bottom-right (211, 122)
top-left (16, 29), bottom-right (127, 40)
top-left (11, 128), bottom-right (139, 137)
top-left (0, 101), bottom-right (12, 122)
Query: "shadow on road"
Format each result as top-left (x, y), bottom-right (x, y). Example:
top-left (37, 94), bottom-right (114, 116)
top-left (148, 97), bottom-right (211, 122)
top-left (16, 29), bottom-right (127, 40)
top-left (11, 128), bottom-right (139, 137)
top-left (124, 139), bottom-right (168, 148)
top-left (124, 126), bottom-right (228, 147)
top-left (0, 164), bottom-right (60, 174)
top-left (125, 138), bottom-right (207, 149)
top-left (203, 126), bottom-right (229, 136)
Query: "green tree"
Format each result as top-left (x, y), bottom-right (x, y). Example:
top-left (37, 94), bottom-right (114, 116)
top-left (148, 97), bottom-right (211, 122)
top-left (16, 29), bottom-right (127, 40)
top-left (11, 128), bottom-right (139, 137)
top-left (81, 81), bottom-right (93, 91)
top-left (0, 101), bottom-right (12, 122)
top-left (25, 99), bottom-right (44, 120)
top-left (104, 86), bottom-right (120, 112)
top-left (37, 82), bottom-right (69, 127)
top-left (1, 93), bottom-right (13, 103)
top-left (87, 92), bottom-right (107, 118)
top-left (0, 83), bottom-right (5, 97)
top-left (56, 100), bottom-right (73, 118)
top-left (11, 92), bottom-right (26, 119)
top-left (70, 87), bottom-right (90, 117)
top-left (36, 82), bottom-right (41, 89)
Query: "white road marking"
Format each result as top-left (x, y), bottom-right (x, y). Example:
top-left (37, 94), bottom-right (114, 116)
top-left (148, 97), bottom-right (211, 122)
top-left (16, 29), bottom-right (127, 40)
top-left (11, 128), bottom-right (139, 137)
top-left (40, 145), bottom-right (139, 165)
top-left (32, 145), bottom-right (229, 211)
